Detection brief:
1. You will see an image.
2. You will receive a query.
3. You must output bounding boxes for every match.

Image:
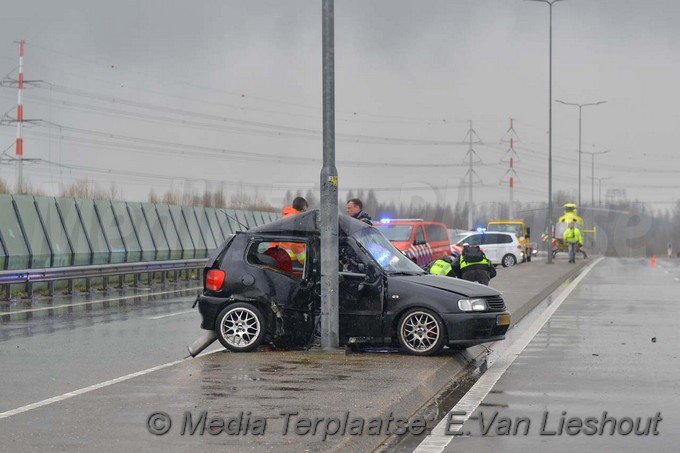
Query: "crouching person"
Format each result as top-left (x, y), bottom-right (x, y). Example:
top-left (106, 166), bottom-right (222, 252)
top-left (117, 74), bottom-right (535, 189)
top-left (427, 255), bottom-right (458, 277)
top-left (452, 244), bottom-right (496, 286)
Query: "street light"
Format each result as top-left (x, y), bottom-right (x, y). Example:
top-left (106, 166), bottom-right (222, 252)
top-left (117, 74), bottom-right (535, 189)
top-left (583, 149), bottom-right (610, 208)
top-left (593, 176), bottom-right (613, 207)
top-left (526, 0), bottom-right (565, 264)
top-left (555, 99), bottom-right (606, 207)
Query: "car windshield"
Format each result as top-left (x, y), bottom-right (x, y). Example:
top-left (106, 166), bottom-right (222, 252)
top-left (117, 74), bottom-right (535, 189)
top-left (452, 233), bottom-right (471, 244)
top-left (488, 224), bottom-right (523, 236)
top-left (374, 224), bottom-right (413, 242)
top-left (353, 228), bottom-right (425, 274)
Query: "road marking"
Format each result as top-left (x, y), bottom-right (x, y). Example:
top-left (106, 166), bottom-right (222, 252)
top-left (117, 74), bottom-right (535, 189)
top-left (414, 257), bottom-right (604, 453)
top-left (0, 287), bottom-right (201, 317)
top-left (148, 309), bottom-right (196, 320)
top-left (0, 349), bottom-right (221, 419)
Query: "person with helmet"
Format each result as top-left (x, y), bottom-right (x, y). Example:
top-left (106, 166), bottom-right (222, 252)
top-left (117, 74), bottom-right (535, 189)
top-left (427, 255), bottom-right (457, 277)
top-left (451, 244), bottom-right (496, 286)
top-left (563, 222), bottom-right (583, 264)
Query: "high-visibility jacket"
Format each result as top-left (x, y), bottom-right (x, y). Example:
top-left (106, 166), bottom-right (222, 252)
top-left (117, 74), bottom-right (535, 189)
top-left (563, 227), bottom-right (583, 245)
top-left (270, 205), bottom-right (306, 264)
top-left (459, 254), bottom-right (491, 271)
top-left (429, 259), bottom-right (453, 276)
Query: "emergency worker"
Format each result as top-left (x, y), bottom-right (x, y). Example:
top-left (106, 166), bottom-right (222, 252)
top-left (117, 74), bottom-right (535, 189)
top-left (428, 255), bottom-right (457, 277)
top-left (563, 222), bottom-right (583, 264)
top-left (346, 198), bottom-right (372, 225)
top-left (451, 244), bottom-right (496, 286)
top-left (270, 197), bottom-right (308, 265)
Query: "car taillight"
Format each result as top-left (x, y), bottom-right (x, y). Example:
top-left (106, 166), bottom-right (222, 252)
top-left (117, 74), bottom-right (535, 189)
top-left (517, 245), bottom-right (523, 250)
top-left (205, 269), bottom-right (225, 291)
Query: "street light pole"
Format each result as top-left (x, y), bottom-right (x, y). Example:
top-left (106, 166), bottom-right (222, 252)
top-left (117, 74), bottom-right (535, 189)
top-left (320, 0), bottom-right (339, 350)
top-left (583, 150), bottom-right (610, 208)
top-left (527, 0), bottom-right (565, 264)
top-left (555, 99), bottom-right (606, 207)
top-left (594, 176), bottom-right (613, 207)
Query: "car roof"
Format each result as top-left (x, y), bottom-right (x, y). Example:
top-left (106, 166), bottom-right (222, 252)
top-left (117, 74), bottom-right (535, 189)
top-left (459, 231), bottom-right (519, 239)
top-left (247, 209), bottom-right (372, 237)
top-left (376, 219), bottom-right (446, 226)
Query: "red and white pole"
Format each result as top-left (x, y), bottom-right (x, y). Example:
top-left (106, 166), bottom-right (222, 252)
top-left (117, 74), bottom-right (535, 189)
top-left (16, 40), bottom-right (25, 191)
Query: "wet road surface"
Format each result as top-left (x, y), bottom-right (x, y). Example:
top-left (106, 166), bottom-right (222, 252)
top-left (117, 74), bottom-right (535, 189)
top-left (0, 283), bottom-right (204, 412)
top-left (416, 257), bottom-right (680, 453)
top-left (0, 255), bottom-right (591, 452)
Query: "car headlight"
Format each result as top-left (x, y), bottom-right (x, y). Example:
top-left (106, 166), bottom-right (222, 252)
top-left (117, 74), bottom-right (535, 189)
top-left (458, 298), bottom-right (488, 312)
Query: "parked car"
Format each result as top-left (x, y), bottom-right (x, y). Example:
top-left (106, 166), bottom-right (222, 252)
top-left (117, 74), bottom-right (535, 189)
top-left (374, 219), bottom-right (452, 267)
top-left (452, 231), bottom-right (523, 267)
top-left (195, 211), bottom-right (510, 356)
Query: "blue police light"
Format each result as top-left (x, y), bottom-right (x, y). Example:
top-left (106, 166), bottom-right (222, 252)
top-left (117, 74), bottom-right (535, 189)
top-left (476, 226), bottom-right (487, 233)
top-left (380, 218), bottom-right (392, 224)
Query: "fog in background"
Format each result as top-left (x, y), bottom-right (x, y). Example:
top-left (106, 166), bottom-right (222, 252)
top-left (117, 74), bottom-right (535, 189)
top-left (1, 0), bottom-right (678, 212)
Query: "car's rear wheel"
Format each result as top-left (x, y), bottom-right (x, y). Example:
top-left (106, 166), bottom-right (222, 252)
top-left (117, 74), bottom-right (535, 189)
top-left (215, 303), bottom-right (265, 352)
top-left (397, 308), bottom-right (446, 356)
top-left (502, 254), bottom-right (517, 267)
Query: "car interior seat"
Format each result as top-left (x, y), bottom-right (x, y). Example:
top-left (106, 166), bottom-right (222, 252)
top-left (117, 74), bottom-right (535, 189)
top-left (264, 247), bottom-right (293, 275)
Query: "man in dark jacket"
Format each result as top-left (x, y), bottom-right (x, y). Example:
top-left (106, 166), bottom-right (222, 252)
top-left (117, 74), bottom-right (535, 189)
top-left (346, 198), bottom-right (372, 225)
top-left (451, 245), bottom-right (496, 286)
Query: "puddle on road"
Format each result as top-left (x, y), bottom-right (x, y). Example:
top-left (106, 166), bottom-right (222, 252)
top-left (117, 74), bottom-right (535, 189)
top-left (266, 386), bottom-right (311, 392)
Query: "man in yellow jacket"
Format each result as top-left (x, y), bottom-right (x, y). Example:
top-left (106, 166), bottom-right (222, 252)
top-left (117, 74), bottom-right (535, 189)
top-left (563, 222), bottom-right (583, 264)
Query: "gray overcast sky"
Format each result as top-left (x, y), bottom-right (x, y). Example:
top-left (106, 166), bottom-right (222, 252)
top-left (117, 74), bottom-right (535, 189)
top-left (0, 0), bottom-right (678, 211)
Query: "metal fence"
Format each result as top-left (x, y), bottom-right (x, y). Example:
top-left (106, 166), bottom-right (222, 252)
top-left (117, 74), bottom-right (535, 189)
top-left (0, 194), bottom-right (279, 300)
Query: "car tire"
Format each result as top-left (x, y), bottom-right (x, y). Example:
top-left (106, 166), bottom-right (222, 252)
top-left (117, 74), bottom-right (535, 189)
top-left (502, 254), bottom-right (517, 268)
top-left (215, 303), bottom-right (266, 352)
top-left (397, 308), bottom-right (446, 356)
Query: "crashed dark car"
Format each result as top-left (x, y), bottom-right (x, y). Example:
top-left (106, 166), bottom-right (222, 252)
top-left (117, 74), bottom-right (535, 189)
top-left (194, 210), bottom-right (510, 356)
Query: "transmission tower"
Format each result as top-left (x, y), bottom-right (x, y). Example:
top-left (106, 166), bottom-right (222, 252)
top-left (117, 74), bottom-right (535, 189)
top-left (500, 118), bottom-right (520, 218)
top-left (0, 40), bottom-right (41, 192)
top-left (462, 120), bottom-right (482, 230)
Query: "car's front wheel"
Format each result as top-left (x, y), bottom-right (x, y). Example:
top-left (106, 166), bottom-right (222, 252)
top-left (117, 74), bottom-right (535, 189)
top-left (502, 254), bottom-right (517, 267)
top-left (215, 303), bottom-right (266, 352)
top-left (397, 308), bottom-right (446, 356)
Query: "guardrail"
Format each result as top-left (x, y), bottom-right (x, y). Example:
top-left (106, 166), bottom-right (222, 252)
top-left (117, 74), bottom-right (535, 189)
top-left (0, 258), bottom-right (207, 301)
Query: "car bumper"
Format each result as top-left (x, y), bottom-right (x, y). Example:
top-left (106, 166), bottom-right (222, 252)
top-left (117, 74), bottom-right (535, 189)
top-left (440, 311), bottom-right (510, 346)
top-left (197, 294), bottom-right (228, 330)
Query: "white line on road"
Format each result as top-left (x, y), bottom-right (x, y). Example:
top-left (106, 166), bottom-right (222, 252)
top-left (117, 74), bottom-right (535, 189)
top-left (147, 309), bottom-right (196, 320)
top-left (414, 257), bottom-right (604, 453)
top-left (0, 287), bottom-right (201, 316)
top-left (0, 349), bottom-right (220, 420)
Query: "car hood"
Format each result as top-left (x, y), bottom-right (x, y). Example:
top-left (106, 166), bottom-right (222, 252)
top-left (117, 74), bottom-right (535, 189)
top-left (393, 274), bottom-right (500, 298)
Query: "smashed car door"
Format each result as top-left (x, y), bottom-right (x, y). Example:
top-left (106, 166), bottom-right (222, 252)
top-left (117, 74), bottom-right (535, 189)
top-left (338, 239), bottom-right (384, 340)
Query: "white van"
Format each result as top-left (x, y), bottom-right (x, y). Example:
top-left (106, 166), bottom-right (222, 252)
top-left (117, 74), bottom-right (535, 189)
top-left (452, 231), bottom-right (523, 267)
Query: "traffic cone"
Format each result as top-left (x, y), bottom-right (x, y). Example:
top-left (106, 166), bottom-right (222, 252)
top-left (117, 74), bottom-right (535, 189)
top-left (651, 256), bottom-right (657, 267)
